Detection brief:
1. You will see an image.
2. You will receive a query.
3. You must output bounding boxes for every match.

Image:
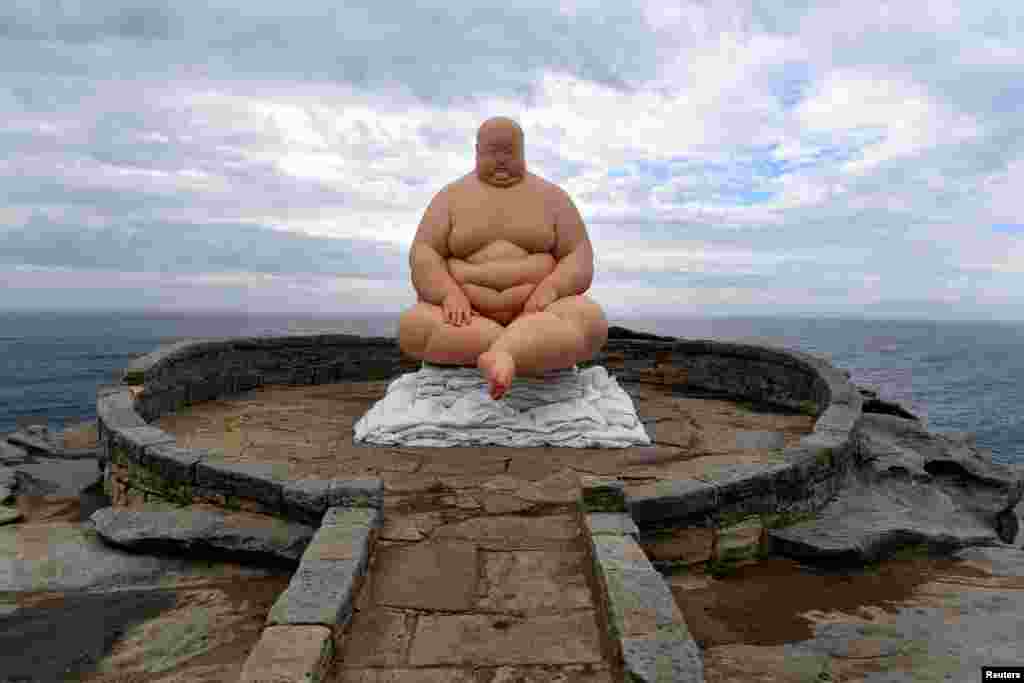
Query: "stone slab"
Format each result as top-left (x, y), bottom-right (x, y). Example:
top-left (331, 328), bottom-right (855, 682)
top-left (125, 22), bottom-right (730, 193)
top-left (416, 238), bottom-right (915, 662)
top-left (600, 566), bottom-right (685, 638)
top-left (379, 512), bottom-right (444, 542)
top-left (432, 514), bottom-right (579, 548)
top-left (195, 459), bottom-right (287, 509)
top-left (477, 550), bottom-right (593, 611)
top-left (303, 508), bottom-right (378, 562)
top-left (621, 626), bottom-right (704, 683)
top-left (370, 539), bottom-right (478, 611)
top-left (627, 478), bottom-right (718, 524)
top-left (335, 670), bottom-right (477, 683)
top-left (239, 625), bottom-right (334, 683)
top-left (282, 478), bottom-right (332, 521)
top-left (267, 559), bottom-right (362, 627)
top-left (408, 612), bottom-right (604, 666)
top-left (337, 607), bottom-right (412, 667)
top-left (584, 512), bottom-right (639, 536)
top-left (90, 506), bottom-right (315, 564)
top-left (140, 443), bottom-right (205, 486)
top-left (590, 535), bottom-right (654, 573)
top-left (2, 520), bottom-right (279, 593)
top-left (111, 425), bottom-right (177, 465)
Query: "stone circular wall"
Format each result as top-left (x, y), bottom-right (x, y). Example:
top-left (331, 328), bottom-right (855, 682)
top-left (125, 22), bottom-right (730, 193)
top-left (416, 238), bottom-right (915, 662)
top-left (96, 331), bottom-right (862, 527)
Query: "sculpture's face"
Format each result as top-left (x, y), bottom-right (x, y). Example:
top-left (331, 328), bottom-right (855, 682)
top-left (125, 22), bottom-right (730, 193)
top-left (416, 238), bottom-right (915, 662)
top-left (475, 123), bottom-right (525, 187)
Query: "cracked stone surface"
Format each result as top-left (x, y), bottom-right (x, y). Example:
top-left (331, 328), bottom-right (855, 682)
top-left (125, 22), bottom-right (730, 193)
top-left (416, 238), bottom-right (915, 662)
top-left (155, 381), bottom-right (815, 493)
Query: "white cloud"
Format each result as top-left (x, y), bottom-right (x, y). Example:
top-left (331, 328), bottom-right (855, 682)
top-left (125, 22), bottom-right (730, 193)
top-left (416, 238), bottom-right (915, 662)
top-left (0, 0), bottom-right (1022, 320)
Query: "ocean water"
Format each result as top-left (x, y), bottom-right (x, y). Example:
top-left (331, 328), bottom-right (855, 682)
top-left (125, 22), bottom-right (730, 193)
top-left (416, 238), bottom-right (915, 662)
top-left (0, 310), bottom-right (1021, 466)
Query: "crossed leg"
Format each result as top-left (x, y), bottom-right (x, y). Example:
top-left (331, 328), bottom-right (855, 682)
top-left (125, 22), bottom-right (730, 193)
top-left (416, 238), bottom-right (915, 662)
top-left (399, 295), bottom-right (608, 399)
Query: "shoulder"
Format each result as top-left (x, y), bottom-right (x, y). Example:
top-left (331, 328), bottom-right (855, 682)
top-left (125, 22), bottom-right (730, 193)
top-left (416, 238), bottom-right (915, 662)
top-left (525, 172), bottom-right (573, 206)
top-left (442, 173), bottom-right (480, 202)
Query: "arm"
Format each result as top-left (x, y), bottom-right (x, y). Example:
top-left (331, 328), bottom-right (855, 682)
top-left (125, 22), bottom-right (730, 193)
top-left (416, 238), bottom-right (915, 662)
top-left (409, 186), bottom-right (473, 325)
top-left (524, 188), bottom-right (594, 312)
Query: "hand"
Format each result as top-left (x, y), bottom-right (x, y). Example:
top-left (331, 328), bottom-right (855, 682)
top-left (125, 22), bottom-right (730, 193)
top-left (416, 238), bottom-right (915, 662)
top-left (442, 288), bottom-right (474, 326)
top-left (522, 282), bottom-right (558, 314)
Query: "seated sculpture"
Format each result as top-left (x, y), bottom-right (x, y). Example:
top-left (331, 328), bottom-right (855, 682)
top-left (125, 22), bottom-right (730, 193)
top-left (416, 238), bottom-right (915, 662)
top-left (399, 116), bottom-right (608, 400)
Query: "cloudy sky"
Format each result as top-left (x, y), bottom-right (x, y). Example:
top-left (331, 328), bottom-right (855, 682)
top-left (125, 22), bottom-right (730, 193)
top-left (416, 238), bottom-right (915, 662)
top-left (1, 1), bottom-right (1022, 321)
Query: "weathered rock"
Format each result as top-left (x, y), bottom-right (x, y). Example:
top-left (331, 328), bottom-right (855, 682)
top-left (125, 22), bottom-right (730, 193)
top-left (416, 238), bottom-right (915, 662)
top-left (90, 506), bottom-right (315, 565)
top-left (768, 477), bottom-right (1003, 564)
top-left (6, 428), bottom-right (61, 456)
top-left (856, 385), bottom-right (921, 420)
top-left (1, 520), bottom-right (279, 593)
top-left (858, 414), bottom-right (1022, 541)
top-left (769, 413), bottom-right (1023, 566)
top-left (0, 440), bottom-right (28, 464)
top-left (11, 457), bottom-right (102, 498)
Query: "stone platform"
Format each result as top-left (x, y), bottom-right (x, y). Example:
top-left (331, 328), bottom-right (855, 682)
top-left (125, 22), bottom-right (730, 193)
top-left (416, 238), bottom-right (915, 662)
top-left (145, 379), bottom-right (814, 682)
top-left (94, 331), bottom-right (862, 681)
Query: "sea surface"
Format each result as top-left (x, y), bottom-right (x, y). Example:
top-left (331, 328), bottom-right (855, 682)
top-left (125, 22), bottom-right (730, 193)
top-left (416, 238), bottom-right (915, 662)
top-left (1, 310), bottom-right (1021, 466)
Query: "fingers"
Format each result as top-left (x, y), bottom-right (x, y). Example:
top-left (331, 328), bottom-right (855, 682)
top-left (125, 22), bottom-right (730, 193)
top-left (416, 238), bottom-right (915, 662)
top-left (444, 305), bottom-right (472, 326)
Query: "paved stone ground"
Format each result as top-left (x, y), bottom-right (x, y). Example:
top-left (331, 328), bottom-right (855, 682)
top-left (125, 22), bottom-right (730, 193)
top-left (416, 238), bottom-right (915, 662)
top-left (155, 380), bottom-right (815, 497)
top-left (153, 379), bottom-right (815, 679)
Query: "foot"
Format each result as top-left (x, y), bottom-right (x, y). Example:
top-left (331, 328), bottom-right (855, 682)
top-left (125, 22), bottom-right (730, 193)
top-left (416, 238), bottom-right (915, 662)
top-left (477, 350), bottom-right (516, 400)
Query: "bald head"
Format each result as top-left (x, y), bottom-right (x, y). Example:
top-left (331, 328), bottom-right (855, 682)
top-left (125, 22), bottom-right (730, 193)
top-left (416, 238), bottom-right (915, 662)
top-left (475, 117), bottom-right (526, 187)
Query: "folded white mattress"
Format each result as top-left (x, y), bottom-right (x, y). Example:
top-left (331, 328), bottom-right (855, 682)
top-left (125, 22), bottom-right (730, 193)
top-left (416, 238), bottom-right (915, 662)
top-left (353, 363), bottom-right (650, 448)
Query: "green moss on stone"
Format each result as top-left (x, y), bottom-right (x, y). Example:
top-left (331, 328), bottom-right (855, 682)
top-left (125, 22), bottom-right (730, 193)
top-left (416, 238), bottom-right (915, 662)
top-left (717, 510), bottom-right (758, 528)
top-left (761, 510), bottom-right (821, 529)
top-left (887, 543), bottom-right (934, 561)
top-left (122, 369), bottom-right (146, 386)
top-left (705, 557), bottom-right (740, 579)
top-left (341, 493), bottom-right (375, 508)
top-left (110, 444), bottom-right (132, 467)
top-left (582, 490), bottom-right (627, 514)
top-left (799, 401), bottom-right (820, 417)
top-left (124, 461), bottom-right (193, 505)
top-left (815, 448), bottom-right (834, 468)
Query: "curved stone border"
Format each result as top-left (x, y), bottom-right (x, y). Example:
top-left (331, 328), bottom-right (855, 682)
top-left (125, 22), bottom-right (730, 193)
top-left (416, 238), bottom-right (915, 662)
top-left (579, 476), bottom-right (703, 682)
top-left (606, 339), bottom-right (864, 529)
top-left (98, 332), bottom-right (859, 524)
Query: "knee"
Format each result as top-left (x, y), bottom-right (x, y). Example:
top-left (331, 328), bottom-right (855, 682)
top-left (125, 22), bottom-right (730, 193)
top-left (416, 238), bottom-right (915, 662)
top-left (398, 305), bottom-right (434, 357)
